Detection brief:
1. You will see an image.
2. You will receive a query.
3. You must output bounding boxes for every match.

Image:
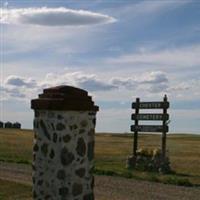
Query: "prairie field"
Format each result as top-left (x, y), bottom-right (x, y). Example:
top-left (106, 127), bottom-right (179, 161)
top-left (0, 128), bottom-right (200, 199)
top-left (0, 179), bottom-right (32, 200)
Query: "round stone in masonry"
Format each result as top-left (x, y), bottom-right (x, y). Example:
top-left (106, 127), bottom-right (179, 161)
top-left (56, 123), bottom-right (66, 131)
top-left (48, 112), bottom-right (55, 118)
top-left (59, 187), bottom-right (69, 197)
top-left (91, 176), bottom-right (94, 189)
top-left (37, 180), bottom-right (43, 186)
top-left (34, 120), bottom-right (39, 129)
top-left (75, 168), bottom-right (86, 178)
top-left (53, 133), bottom-right (58, 143)
top-left (39, 172), bottom-right (44, 176)
top-left (44, 195), bottom-right (51, 199)
top-left (32, 177), bottom-right (36, 184)
top-left (32, 163), bottom-right (36, 171)
top-left (89, 166), bottom-right (94, 174)
top-left (72, 183), bottom-right (83, 197)
top-left (49, 149), bottom-right (55, 159)
top-left (88, 129), bottom-right (94, 136)
top-left (88, 141), bottom-right (95, 161)
top-left (34, 132), bottom-right (37, 139)
top-left (50, 123), bottom-right (55, 131)
top-left (41, 143), bottom-right (48, 157)
top-left (34, 111), bottom-right (40, 117)
top-left (40, 120), bottom-right (51, 140)
top-left (79, 129), bottom-right (85, 134)
top-left (57, 114), bottom-right (64, 120)
top-left (33, 190), bottom-right (37, 198)
top-left (69, 124), bottom-right (78, 131)
top-left (63, 134), bottom-right (71, 143)
top-left (80, 120), bottom-right (88, 128)
top-left (92, 119), bottom-right (96, 126)
top-left (60, 147), bottom-right (75, 166)
top-left (33, 143), bottom-right (39, 152)
top-left (76, 138), bottom-right (86, 157)
top-left (33, 153), bottom-right (36, 161)
top-left (83, 193), bottom-right (94, 200)
top-left (57, 169), bottom-right (66, 180)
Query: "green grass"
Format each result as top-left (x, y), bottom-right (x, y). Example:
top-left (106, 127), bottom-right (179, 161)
top-left (0, 179), bottom-right (32, 200)
top-left (0, 128), bottom-right (200, 186)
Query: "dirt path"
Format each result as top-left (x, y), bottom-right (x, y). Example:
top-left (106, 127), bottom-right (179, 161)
top-left (0, 162), bottom-right (32, 185)
top-left (0, 162), bottom-right (200, 200)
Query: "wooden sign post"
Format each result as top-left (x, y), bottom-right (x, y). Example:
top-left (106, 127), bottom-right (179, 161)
top-left (162, 95), bottom-right (168, 159)
top-left (131, 95), bottom-right (169, 159)
top-left (133, 98), bottom-right (139, 156)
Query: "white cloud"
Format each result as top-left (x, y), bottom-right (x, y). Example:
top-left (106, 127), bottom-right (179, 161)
top-left (115, 0), bottom-right (188, 19)
top-left (5, 75), bottom-right (37, 88)
top-left (169, 82), bottom-right (190, 92)
top-left (167, 79), bottom-right (200, 99)
top-left (39, 71), bottom-right (117, 92)
top-left (1, 70), bottom-right (170, 101)
top-left (2, 70), bottom-right (199, 102)
top-left (0, 7), bottom-right (116, 26)
top-left (139, 71), bottom-right (168, 84)
top-left (108, 45), bottom-right (200, 68)
top-left (111, 71), bottom-right (169, 93)
top-left (111, 77), bottom-right (136, 89)
top-left (1, 71), bottom-right (118, 101)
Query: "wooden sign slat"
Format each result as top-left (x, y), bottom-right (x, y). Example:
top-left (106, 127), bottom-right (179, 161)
top-left (132, 101), bottom-right (169, 109)
top-left (131, 113), bottom-right (169, 121)
top-left (131, 125), bottom-right (168, 132)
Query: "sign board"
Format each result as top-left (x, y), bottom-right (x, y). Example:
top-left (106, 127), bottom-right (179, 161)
top-left (132, 101), bottom-right (169, 109)
top-left (131, 113), bottom-right (169, 121)
top-left (131, 125), bottom-right (168, 132)
top-left (131, 95), bottom-right (170, 157)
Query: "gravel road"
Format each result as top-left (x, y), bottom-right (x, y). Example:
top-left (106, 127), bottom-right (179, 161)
top-left (0, 162), bottom-right (199, 200)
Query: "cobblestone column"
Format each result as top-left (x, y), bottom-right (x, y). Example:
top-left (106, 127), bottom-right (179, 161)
top-left (31, 86), bottom-right (99, 200)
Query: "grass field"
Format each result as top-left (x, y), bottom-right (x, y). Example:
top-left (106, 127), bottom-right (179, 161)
top-left (0, 179), bottom-right (32, 200)
top-left (0, 128), bottom-right (200, 186)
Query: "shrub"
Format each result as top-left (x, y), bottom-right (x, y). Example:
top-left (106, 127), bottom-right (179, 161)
top-left (133, 148), bottom-right (171, 173)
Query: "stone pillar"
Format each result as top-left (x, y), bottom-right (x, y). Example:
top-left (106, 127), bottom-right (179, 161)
top-left (31, 86), bottom-right (99, 200)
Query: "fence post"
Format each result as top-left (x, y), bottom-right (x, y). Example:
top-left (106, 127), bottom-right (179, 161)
top-left (31, 85), bottom-right (99, 200)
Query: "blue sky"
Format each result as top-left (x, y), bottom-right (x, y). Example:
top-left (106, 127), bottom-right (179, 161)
top-left (0, 0), bottom-right (200, 133)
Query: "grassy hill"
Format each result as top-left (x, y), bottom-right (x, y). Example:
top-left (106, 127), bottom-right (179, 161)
top-left (0, 128), bottom-right (200, 186)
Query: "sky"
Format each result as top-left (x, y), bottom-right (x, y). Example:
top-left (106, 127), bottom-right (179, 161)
top-left (0, 0), bottom-right (200, 133)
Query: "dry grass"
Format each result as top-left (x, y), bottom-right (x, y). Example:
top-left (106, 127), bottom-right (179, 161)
top-left (0, 129), bottom-right (33, 164)
top-left (0, 128), bottom-right (200, 185)
top-left (95, 133), bottom-right (200, 185)
top-left (0, 179), bottom-right (32, 200)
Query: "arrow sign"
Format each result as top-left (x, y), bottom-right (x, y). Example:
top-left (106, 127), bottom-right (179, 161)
top-left (131, 125), bottom-right (168, 132)
top-left (131, 113), bottom-right (169, 121)
top-left (132, 101), bottom-right (169, 109)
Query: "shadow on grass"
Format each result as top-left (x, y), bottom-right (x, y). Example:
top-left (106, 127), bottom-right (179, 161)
top-left (93, 167), bottom-right (198, 187)
top-left (0, 158), bottom-right (31, 165)
top-left (172, 171), bottom-right (200, 178)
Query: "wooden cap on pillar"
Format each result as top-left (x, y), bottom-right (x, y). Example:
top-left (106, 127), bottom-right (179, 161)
top-left (31, 85), bottom-right (99, 111)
